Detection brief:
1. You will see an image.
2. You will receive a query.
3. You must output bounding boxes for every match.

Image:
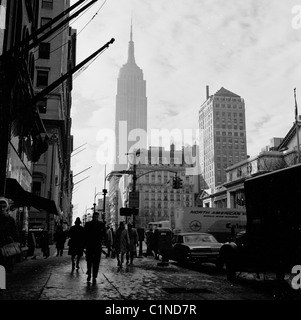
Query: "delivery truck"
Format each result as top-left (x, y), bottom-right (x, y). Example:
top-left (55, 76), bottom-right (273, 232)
top-left (219, 163), bottom-right (301, 281)
top-left (173, 207), bottom-right (247, 243)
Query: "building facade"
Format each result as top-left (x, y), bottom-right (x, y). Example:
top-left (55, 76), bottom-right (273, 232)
top-left (0, 0), bottom-right (76, 249)
top-left (122, 145), bottom-right (199, 230)
top-left (30, 0), bottom-right (75, 239)
top-left (200, 121), bottom-right (301, 211)
top-left (198, 86), bottom-right (248, 192)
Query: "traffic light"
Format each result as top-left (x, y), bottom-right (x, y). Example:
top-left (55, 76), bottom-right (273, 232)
top-left (172, 177), bottom-right (178, 189)
top-left (178, 178), bottom-right (183, 188)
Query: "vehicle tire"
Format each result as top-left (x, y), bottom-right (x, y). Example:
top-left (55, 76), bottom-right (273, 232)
top-left (276, 268), bottom-right (285, 282)
top-left (215, 258), bottom-right (224, 271)
top-left (179, 255), bottom-right (188, 266)
top-left (226, 262), bottom-right (236, 281)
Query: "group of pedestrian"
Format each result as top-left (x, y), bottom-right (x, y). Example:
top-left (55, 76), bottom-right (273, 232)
top-left (66, 212), bottom-right (139, 283)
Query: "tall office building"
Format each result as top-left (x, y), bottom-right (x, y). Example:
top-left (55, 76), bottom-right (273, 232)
top-left (199, 86), bottom-right (247, 191)
top-left (114, 23), bottom-right (147, 170)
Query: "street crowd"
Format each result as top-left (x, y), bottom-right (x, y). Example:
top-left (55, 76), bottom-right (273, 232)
top-left (0, 196), bottom-right (167, 283)
top-left (49, 211), bottom-right (141, 284)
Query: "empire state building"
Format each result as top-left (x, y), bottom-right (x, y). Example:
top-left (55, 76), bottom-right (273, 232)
top-left (114, 23), bottom-right (147, 170)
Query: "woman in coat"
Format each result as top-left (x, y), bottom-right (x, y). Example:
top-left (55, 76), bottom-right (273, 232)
top-left (54, 224), bottom-right (67, 256)
top-left (127, 222), bottom-right (138, 264)
top-left (68, 217), bottom-right (84, 271)
top-left (114, 221), bottom-right (129, 268)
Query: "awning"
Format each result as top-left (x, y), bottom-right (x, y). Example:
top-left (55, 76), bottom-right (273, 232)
top-left (5, 178), bottom-right (60, 215)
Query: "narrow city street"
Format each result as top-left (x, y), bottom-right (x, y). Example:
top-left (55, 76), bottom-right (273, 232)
top-left (1, 246), bottom-right (300, 303)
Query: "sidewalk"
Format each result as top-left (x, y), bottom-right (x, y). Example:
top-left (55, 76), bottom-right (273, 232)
top-left (28, 244), bottom-right (57, 259)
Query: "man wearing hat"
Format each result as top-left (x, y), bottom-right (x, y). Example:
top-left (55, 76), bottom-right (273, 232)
top-left (0, 197), bottom-right (19, 270)
top-left (67, 217), bottom-right (84, 272)
top-left (83, 211), bottom-right (106, 283)
top-left (0, 197), bottom-right (19, 248)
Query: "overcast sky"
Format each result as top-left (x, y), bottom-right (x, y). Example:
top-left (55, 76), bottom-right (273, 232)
top-left (69, 0), bottom-right (301, 220)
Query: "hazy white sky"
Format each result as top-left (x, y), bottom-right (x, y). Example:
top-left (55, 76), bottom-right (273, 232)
top-left (69, 0), bottom-right (301, 220)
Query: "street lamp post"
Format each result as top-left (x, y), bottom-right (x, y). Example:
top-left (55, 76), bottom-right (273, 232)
top-left (93, 191), bottom-right (102, 215)
top-left (102, 188), bottom-right (107, 222)
top-left (125, 149), bottom-right (140, 228)
top-left (294, 88), bottom-right (300, 163)
top-left (102, 165), bottom-right (107, 223)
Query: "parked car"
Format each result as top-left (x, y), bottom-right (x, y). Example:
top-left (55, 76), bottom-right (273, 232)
top-left (170, 232), bottom-right (223, 268)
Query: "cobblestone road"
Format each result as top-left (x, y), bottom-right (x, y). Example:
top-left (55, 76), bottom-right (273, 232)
top-left (1, 246), bottom-right (300, 302)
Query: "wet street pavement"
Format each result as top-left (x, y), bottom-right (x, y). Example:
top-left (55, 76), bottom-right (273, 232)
top-left (1, 246), bottom-right (301, 303)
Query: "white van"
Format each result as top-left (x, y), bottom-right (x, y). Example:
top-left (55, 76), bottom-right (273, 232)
top-left (148, 220), bottom-right (171, 230)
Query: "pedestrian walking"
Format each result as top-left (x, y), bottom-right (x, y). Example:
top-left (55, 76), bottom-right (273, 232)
top-left (83, 211), bottom-right (106, 283)
top-left (0, 197), bottom-right (20, 270)
top-left (153, 228), bottom-right (159, 260)
top-left (67, 217), bottom-right (84, 272)
top-left (54, 223), bottom-right (67, 256)
top-left (0, 197), bottom-right (19, 247)
top-left (114, 221), bottom-right (130, 268)
top-left (39, 230), bottom-right (50, 259)
top-left (111, 227), bottom-right (116, 258)
top-left (106, 225), bottom-right (113, 258)
top-left (145, 228), bottom-right (155, 257)
top-left (127, 222), bottom-right (138, 264)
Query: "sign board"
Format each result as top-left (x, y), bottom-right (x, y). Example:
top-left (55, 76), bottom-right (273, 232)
top-left (120, 208), bottom-right (139, 216)
top-left (129, 191), bottom-right (139, 208)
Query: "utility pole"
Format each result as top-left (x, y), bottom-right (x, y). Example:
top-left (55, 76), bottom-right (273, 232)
top-left (132, 162), bottom-right (137, 228)
top-left (102, 165), bottom-right (107, 223)
top-left (93, 186), bottom-right (97, 213)
top-left (294, 88), bottom-right (300, 163)
top-left (126, 149), bottom-right (140, 228)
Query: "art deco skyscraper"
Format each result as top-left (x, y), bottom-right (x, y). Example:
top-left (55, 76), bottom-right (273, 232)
top-left (199, 86), bottom-right (248, 191)
top-left (114, 23), bottom-right (147, 170)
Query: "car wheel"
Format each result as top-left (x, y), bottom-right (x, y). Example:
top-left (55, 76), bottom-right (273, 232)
top-left (215, 258), bottom-right (224, 270)
top-left (179, 255), bottom-right (188, 266)
top-left (226, 262), bottom-right (236, 281)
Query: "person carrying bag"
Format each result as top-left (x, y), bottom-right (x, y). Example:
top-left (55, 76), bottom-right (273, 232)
top-left (0, 197), bottom-right (20, 272)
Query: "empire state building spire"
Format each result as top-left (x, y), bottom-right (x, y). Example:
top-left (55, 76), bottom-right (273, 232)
top-left (127, 19), bottom-right (136, 64)
top-left (115, 19), bottom-right (147, 171)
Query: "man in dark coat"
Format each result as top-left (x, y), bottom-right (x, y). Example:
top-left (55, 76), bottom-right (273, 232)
top-left (54, 223), bottom-right (67, 256)
top-left (83, 211), bottom-right (106, 283)
top-left (39, 230), bottom-right (50, 259)
top-left (0, 197), bottom-right (19, 247)
top-left (0, 197), bottom-right (20, 270)
top-left (68, 217), bottom-right (84, 271)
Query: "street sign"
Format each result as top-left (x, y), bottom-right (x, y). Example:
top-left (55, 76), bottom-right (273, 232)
top-left (120, 208), bottom-right (138, 216)
top-left (129, 191), bottom-right (139, 208)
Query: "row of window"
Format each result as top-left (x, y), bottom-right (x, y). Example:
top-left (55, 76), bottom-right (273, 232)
top-left (215, 125), bottom-right (245, 130)
top-left (216, 112), bottom-right (244, 117)
top-left (214, 97), bottom-right (240, 102)
top-left (216, 131), bottom-right (245, 137)
top-left (35, 13), bottom-right (52, 114)
top-left (216, 137), bottom-right (245, 143)
top-left (214, 103), bottom-right (243, 109)
top-left (144, 195), bottom-right (191, 201)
